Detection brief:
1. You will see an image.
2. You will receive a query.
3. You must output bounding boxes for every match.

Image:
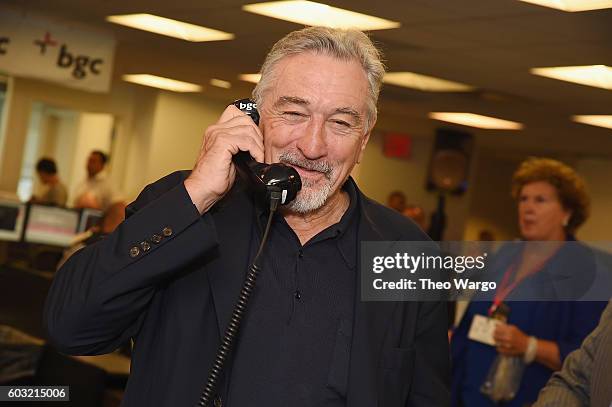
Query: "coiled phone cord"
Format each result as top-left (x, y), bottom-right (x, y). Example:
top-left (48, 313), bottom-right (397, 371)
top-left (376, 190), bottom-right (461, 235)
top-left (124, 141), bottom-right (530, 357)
top-left (197, 191), bottom-right (282, 406)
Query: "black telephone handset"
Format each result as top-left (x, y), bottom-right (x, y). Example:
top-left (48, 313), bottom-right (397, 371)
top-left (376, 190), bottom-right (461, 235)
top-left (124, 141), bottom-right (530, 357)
top-left (197, 101), bottom-right (301, 406)
top-left (231, 99), bottom-right (301, 207)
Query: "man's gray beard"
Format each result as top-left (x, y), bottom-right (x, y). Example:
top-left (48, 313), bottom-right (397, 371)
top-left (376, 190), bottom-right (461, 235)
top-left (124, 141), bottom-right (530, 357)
top-left (287, 177), bottom-right (333, 213)
top-left (277, 150), bottom-right (336, 214)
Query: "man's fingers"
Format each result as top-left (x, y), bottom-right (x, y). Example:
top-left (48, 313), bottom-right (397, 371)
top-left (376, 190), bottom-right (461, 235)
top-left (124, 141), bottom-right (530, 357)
top-left (217, 104), bottom-right (247, 124)
top-left (208, 124), bottom-right (264, 162)
top-left (186, 103), bottom-right (264, 213)
top-left (227, 133), bottom-right (265, 163)
top-left (207, 111), bottom-right (263, 150)
top-left (223, 124), bottom-right (264, 153)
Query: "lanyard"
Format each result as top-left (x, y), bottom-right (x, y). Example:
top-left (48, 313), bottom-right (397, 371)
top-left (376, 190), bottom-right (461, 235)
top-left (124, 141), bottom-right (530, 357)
top-left (488, 245), bottom-right (560, 316)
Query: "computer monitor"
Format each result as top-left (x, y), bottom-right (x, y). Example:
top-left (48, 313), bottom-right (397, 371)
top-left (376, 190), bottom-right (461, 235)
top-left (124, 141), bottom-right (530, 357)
top-left (24, 205), bottom-right (80, 247)
top-left (77, 208), bottom-right (104, 234)
top-left (0, 199), bottom-right (25, 242)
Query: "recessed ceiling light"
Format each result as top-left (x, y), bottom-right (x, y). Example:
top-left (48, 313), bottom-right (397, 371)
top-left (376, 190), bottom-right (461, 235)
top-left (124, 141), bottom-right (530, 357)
top-left (530, 65), bottom-right (612, 90)
top-left (518, 0), bottom-right (612, 12)
top-left (384, 72), bottom-right (474, 92)
top-left (242, 1), bottom-right (400, 30)
top-left (239, 74), bottom-right (262, 84)
top-left (210, 78), bottom-right (232, 89)
top-left (573, 115), bottom-right (612, 130)
top-left (122, 74), bottom-right (203, 92)
top-left (106, 14), bottom-right (234, 42)
top-left (429, 112), bottom-right (524, 130)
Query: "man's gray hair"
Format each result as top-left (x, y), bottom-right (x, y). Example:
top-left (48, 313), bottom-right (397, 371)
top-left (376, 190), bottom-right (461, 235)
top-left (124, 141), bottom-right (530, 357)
top-left (253, 26), bottom-right (386, 131)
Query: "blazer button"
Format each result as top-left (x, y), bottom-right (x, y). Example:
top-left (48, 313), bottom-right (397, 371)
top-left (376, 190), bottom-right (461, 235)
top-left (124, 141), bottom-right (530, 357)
top-left (162, 227), bottom-right (173, 237)
top-left (129, 246), bottom-right (140, 258)
top-left (140, 241), bottom-right (151, 252)
top-left (213, 396), bottom-right (222, 407)
top-left (151, 234), bottom-right (162, 244)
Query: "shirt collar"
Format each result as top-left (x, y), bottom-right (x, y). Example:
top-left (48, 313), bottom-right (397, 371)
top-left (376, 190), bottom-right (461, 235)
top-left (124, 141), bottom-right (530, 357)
top-left (335, 178), bottom-right (359, 270)
top-left (89, 171), bottom-right (107, 182)
top-left (255, 177), bottom-right (360, 270)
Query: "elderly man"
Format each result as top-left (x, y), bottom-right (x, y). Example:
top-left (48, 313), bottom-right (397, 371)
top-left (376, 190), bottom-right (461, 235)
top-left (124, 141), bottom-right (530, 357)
top-left (44, 27), bottom-right (449, 407)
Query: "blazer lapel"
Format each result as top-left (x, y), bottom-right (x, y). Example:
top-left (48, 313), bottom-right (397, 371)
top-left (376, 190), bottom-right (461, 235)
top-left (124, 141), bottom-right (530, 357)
top-left (205, 179), bottom-right (399, 406)
top-left (347, 198), bottom-right (399, 407)
top-left (205, 186), bottom-right (257, 338)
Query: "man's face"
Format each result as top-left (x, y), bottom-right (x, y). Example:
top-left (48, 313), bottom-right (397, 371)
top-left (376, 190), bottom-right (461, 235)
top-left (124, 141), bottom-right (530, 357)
top-left (87, 153), bottom-right (104, 177)
top-left (259, 52), bottom-right (372, 213)
top-left (37, 171), bottom-right (51, 184)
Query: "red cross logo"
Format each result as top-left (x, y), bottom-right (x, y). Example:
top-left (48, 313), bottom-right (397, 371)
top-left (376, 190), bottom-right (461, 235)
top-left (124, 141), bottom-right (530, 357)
top-left (34, 32), bottom-right (58, 55)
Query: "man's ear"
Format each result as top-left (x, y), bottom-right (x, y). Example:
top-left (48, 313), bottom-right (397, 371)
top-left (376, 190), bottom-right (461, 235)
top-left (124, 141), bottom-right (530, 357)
top-left (356, 121), bottom-right (375, 164)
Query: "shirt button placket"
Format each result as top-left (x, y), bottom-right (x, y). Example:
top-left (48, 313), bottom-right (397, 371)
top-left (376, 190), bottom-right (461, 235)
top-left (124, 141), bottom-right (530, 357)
top-left (295, 249), bottom-right (304, 301)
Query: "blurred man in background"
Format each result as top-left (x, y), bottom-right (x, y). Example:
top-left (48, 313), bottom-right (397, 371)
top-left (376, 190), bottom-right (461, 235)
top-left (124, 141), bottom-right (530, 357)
top-left (73, 150), bottom-right (122, 211)
top-left (31, 158), bottom-right (67, 207)
top-left (387, 190), bottom-right (406, 212)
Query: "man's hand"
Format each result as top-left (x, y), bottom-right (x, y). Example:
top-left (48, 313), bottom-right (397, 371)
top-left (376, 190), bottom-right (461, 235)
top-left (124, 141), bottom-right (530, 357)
top-left (184, 104), bottom-right (264, 214)
top-left (493, 322), bottom-right (529, 356)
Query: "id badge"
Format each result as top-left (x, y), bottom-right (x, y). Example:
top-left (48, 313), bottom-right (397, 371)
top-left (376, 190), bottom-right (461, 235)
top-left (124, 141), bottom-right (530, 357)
top-left (467, 314), bottom-right (500, 346)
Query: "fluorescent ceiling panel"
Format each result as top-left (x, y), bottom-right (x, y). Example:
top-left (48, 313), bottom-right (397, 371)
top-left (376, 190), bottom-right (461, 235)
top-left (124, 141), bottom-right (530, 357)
top-left (242, 1), bottom-right (400, 30)
top-left (210, 78), bottom-right (232, 89)
top-left (429, 112), bottom-right (524, 130)
top-left (518, 0), bottom-right (612, 12)
top-left (239, 73), bottom-right (262, 84)
top-left (530, 65), bottom-right (612, 90)
top-left (122, 74), bottom-right (203, 92)
top-left (573, 115), bottom-right (612, 130)
top-left (384, 72), bottom-right (474, 92)
top-left (106, 14), bottom-right (234, 42)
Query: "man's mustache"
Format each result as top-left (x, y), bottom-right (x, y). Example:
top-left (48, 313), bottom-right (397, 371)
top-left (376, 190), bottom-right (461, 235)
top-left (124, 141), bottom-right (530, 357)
top-left (278, 151), bottom-right (333, 180)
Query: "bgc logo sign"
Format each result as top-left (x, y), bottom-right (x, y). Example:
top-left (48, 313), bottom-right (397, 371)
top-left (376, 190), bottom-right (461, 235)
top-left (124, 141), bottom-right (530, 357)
top-left (57, 44), bottom-right (104, 79)
top-left (0, 11), bottom-right (115, 93)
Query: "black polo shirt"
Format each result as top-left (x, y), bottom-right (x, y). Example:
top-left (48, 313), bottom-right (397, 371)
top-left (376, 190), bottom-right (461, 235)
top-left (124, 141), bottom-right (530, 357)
top-left (226, 181), bottom-right (359, 406)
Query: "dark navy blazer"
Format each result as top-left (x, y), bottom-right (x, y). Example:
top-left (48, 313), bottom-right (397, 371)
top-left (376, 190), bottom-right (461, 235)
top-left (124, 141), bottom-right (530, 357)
top-left (44, 171), bottom-right (450, 407)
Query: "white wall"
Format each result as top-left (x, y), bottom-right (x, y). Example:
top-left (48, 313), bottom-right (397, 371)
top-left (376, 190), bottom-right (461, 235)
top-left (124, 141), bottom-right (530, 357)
top-left (16, 102), bottom-right (44, 201)
top-left (121, 90), bottom-right (226, 200)
top-left (121, 86), bottom-right (157, 200)
top-left (52, 111), bottom-right (79, 191)
top-left (463, 154), bottom-right (521, 241)
top-left (575, 158), bottom-right (612, 241)
top-left (147, 92), bottom-right (224, 185)
top-left (357, 130), bottom-right (475, 240)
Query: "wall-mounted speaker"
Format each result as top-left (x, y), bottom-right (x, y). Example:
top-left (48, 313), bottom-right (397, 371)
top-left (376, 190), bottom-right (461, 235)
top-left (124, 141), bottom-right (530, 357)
top-left (426, 128), bottom-right (474, 195)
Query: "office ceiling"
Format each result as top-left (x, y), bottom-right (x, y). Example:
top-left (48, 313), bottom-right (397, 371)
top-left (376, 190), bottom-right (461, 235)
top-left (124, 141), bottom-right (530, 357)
top-left (6, 0), bottom-right (612, 157)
